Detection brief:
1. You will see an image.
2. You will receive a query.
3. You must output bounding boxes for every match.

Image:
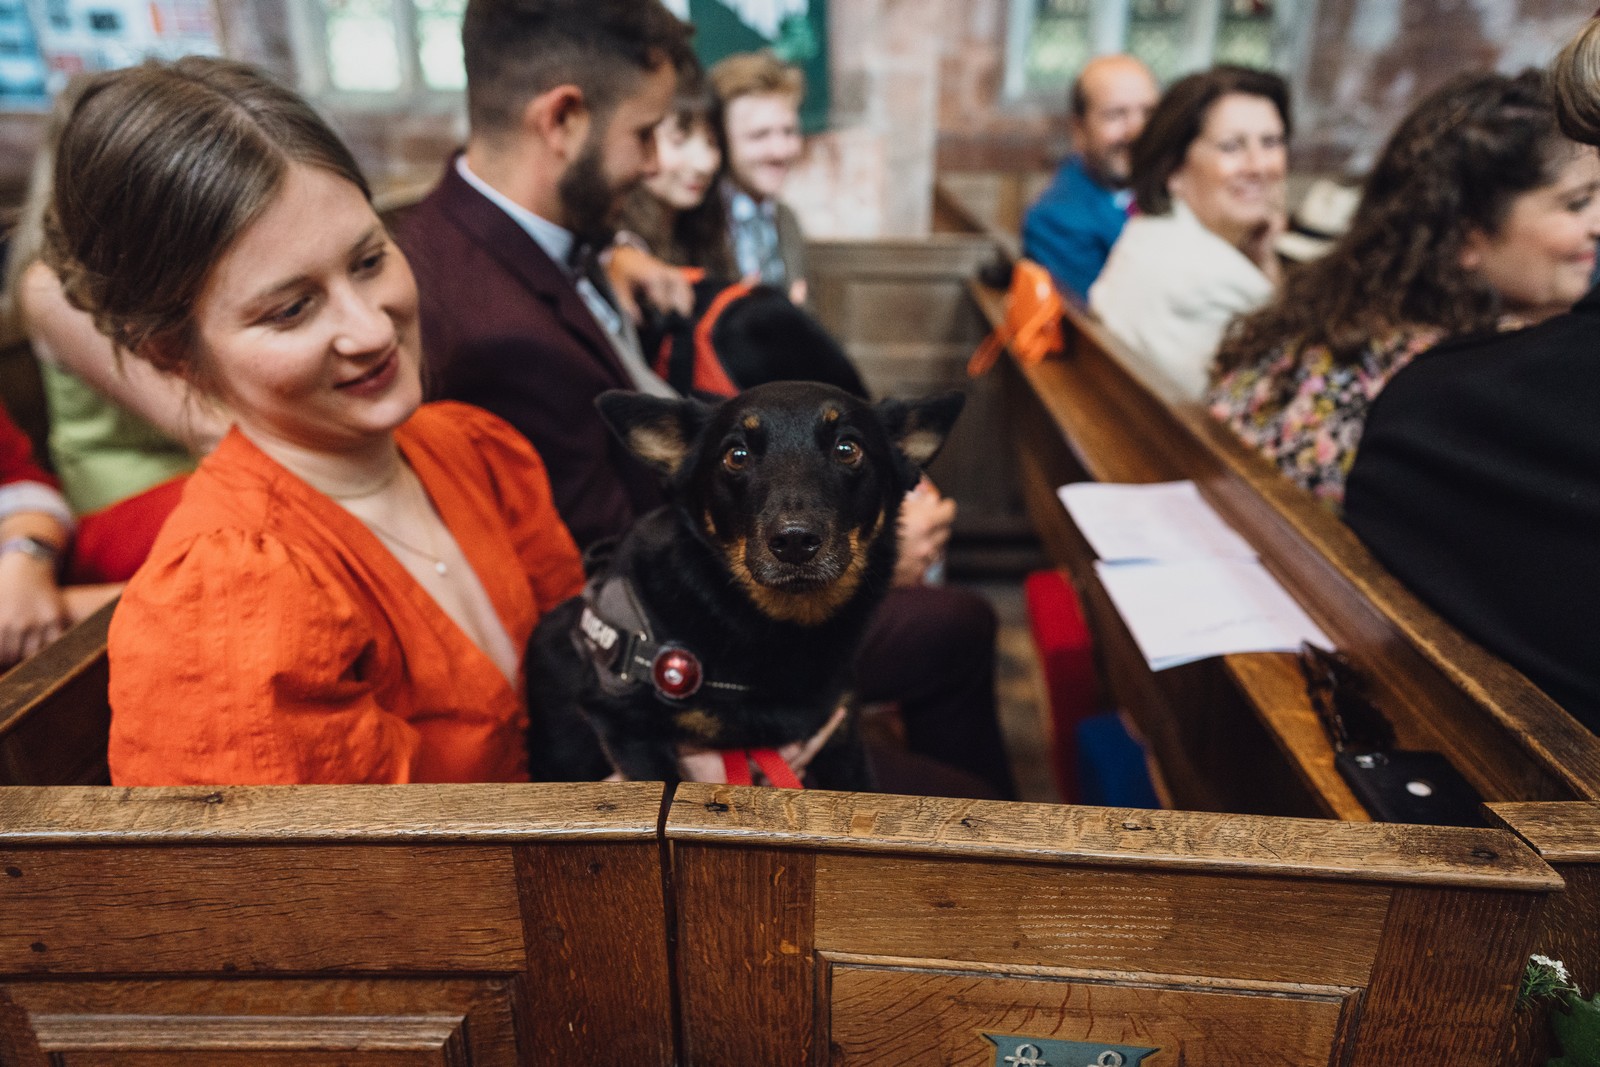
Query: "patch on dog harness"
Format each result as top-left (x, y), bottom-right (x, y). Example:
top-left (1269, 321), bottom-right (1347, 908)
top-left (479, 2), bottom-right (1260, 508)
top-left (573, 574), bottom-right (752, 704)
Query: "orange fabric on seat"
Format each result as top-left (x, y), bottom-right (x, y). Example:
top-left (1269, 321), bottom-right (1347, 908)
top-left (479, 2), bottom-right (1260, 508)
top-left (107, 402), bottom-right (586, 786)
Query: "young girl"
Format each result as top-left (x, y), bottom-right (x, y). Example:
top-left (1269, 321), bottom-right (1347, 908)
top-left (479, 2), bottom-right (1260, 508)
top-left (616, 71), bottom-right (738, 279)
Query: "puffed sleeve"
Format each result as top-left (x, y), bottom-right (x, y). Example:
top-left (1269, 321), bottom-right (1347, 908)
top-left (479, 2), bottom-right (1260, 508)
top-left (449, 403), bottom-right (587, 612)
top-left (107, 530), bottom-right (422, 786)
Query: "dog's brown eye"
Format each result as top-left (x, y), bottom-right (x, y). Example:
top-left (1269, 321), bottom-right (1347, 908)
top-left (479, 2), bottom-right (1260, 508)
top-left (722, 446), bottom-right (750, 472)
top-left (834, 440), bottom-right (862, 466)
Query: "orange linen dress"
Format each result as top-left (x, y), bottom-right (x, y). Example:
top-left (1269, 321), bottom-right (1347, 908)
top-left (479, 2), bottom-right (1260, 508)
top-left (108, 402), bottom-right (585, 786)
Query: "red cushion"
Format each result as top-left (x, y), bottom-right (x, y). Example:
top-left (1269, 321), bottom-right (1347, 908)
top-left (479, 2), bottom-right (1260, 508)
top-left (1023, 569), bottom-right (1097, 803)
top-left (69, 475), bottom-right (188, 584)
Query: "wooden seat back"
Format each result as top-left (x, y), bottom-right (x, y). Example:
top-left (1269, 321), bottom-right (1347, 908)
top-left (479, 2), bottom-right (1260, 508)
top-left (667, 782), bottom-right (1559, 1066)
top-left (0, 599), bottom-right (112, 786)
top-left (0, 779), bottom-right (1577, 1065)
top-left (0, 782), bottom-right (674, 1065)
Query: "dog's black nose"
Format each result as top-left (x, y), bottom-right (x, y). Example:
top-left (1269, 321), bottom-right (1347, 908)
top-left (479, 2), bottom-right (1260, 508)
top-left (768, 525), bottom-right (822, 565)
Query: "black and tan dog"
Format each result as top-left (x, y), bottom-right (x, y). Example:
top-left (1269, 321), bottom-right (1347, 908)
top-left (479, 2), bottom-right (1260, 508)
top-left (525, 380), bottom-right (964, 788)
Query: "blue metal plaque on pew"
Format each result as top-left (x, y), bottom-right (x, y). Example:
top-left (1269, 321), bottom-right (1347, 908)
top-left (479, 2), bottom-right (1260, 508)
top-left (983, 1034), bottom-right (1160, 1067)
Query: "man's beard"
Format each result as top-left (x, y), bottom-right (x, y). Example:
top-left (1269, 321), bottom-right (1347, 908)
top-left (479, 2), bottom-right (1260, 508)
top-left (559, 142), bottom-right (625, 248)
top-left (1091, 146), bottom-right (1134, 189)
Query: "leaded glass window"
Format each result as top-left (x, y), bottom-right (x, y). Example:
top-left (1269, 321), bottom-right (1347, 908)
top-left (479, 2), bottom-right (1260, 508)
top-left (323, 0), bottom-right (403, 92)
top-left (1005, 0), bottom-right (1299, 101)
top-left (1214, 0), bottom-right (1274, 70)
top-left (1125, 0), bottom-right (1192, 84)
top-left (415, 0), bottom-right (465, 91)
top-left (1022, 0), bottom-right (1093, 97)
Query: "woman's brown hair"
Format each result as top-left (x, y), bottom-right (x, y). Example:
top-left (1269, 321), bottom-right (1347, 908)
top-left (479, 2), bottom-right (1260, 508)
top-left (1554, 15), bottom-right (1600, 146)
top-left (1215, 69), bottom-right (1572, 374)
top-left (1131, 65), bottom-right (1291, 217)
top-left (42, 56), bottom-right (369, 380)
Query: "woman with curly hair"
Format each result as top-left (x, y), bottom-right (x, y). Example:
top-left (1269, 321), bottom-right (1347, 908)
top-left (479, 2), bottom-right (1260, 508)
top-left (1337, 23), bottom-right (1600, 734)
top-left (1208, 69), bottom-right (1600, 506)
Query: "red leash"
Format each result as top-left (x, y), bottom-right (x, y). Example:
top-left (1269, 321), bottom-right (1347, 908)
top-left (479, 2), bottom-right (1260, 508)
top-left (719, 748), bottom-right (804, 789)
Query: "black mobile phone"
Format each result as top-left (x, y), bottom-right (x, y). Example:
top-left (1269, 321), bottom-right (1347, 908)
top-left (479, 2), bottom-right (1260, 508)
top-left (1334, 749), bottom-right (1486, 827)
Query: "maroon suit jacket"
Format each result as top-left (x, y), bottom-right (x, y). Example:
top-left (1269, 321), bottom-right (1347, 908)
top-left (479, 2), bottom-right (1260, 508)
top-left (393, 158), bottom-right (663, 549)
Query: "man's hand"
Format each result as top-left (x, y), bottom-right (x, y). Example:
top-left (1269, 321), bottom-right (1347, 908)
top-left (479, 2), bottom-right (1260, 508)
top-left (605, 245), bottom-right (695, 324)
top-left (0, 552), bottom-right (69, 668)
top-left (893, 478), bottom-right (956, 587)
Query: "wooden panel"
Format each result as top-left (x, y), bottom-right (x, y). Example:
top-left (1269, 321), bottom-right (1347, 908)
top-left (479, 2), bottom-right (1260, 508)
top-left (827, 961), bottom-right (1354, 1066)
top-left (814, 853), bottom-right (1390, 986)
top-left (666, 784), bottom-right (1558, 889)
top-left (0, 783), bottom-right (664, 844)
top-left (47, 1050), bottom-right (447, 1066)
top-left (0, 600), bottom-right (114, 786)
top-left (6, 978), bottom-right (519, 1065)
top-left (1351, 886), bottom-right (1547, 1066)
top-left (817, 280), bottom-right (987, 347)
top-left (0, 786), bottom-right (675, 1065)
top-left (514, 842), bottom-right (673, 1064)
top-left (0, 845), bottom-right (523, 974)
top-left (673, 844), bottom-right (815, 1067)
top-left (32, 1013), bottom-right (469, 1066)
top-left (667, 787), bottom-right (1559, 1064)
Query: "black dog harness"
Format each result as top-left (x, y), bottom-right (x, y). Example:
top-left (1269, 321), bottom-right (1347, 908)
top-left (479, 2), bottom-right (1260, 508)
top-left (572, 574), bottom-right (754, 705)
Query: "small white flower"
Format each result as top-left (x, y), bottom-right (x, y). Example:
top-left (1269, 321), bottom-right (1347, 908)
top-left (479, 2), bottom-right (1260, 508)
top-left (1532, 954), bottom-right (1572, 982)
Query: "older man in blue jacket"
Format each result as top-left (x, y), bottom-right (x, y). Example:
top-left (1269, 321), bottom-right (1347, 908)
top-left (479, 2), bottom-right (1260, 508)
top-left (1023, 55), bottom-right (1158, 301)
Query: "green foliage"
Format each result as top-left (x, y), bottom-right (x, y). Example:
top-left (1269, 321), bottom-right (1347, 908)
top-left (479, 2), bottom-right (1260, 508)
top-left (1547, 994), bottom-right (1600, 1067)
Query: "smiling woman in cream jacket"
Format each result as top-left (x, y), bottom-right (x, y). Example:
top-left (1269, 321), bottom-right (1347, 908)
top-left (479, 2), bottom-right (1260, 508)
top-left (1089, 66), bottom-right (1290, 401)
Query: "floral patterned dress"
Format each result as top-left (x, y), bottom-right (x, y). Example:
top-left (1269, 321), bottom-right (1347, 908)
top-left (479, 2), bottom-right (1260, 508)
top-left (1206, 329), bottom-right (1444, 507)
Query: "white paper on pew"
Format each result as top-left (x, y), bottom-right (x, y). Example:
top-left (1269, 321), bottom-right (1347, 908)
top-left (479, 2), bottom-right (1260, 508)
top-left (1057, 480), bottom-right (1257, 562)
top-left (1095, 558), bottom-right (1333, 671)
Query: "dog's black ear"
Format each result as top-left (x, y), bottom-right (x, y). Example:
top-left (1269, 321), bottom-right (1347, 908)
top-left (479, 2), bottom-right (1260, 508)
top-left (873, 391), bottom-right (966, 471)
top-left (595, 390), bottom-right (712, 477)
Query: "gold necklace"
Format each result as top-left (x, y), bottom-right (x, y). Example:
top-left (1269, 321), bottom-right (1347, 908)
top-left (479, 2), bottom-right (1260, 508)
top-left (354, 471), bottom-right (450, 576)
top-left (367, 521), bottom-right (450, 576)
top-left (321, 462), bottom-right (403, 500)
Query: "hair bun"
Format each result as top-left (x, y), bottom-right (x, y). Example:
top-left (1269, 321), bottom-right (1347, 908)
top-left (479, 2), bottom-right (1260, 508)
top-left (1554, 19), bottom-right (1600, 145)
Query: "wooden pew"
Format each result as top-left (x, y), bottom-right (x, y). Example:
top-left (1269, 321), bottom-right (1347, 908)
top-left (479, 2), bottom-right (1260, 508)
top-left (969, 273), bottom-right (1600, 1064)
top-left (0, 782), bottom-right (675, 1065)
top-left (667, 782), bottom-right (1561, 1065)
top-left (1489, 802), bottom-right (1600, 1063)
top-left (975, 280), bottom-right (1600, 818)
top-left (0, 599), bottom-right (113, 786)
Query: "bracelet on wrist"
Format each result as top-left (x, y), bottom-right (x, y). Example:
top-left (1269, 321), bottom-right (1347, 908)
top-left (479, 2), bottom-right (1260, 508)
top-left (0, 535), bottom-right (61, 567)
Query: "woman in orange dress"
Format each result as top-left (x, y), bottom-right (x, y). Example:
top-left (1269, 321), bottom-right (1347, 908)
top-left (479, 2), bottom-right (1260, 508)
top-left (44, 57), bottom-right (585, 785)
